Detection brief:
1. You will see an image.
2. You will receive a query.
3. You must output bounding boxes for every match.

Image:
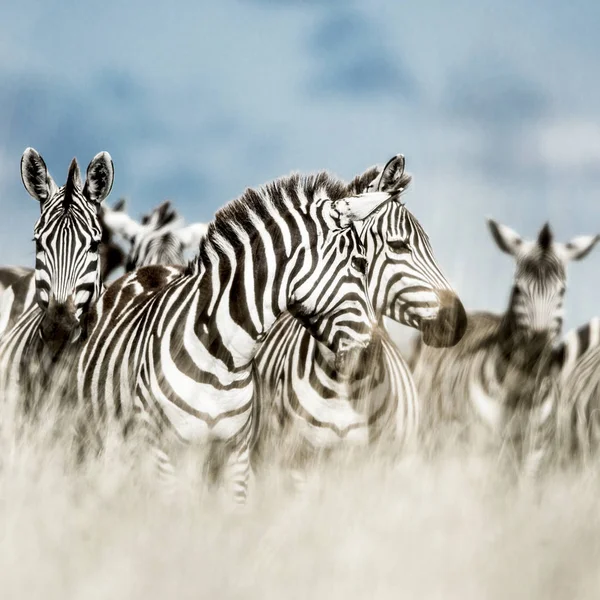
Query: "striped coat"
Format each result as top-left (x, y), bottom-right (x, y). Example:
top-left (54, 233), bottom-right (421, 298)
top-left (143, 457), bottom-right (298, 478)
top-left (252, 155), bottom-right (467, 482)
top-left (0, 148), bottom-right (115, 414)
top-left (410, 220), bottom-right (599, 471)
top-left (74, 172), bottom-right (395, 504)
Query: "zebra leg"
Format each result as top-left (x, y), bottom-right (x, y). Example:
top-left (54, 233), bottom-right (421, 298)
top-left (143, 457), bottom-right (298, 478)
top-left (134, 410), bottom-right (179, 500)
top-left (222, 439), bottom-right (251, 506)
top-left (283, 437), bottom-right (312, 496)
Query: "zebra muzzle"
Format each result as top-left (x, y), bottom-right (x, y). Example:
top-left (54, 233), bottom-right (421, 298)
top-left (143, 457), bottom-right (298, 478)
top-left (421, 289), bottom-right (467, 348)
top-left (40, 295), bottom-right (80, 349)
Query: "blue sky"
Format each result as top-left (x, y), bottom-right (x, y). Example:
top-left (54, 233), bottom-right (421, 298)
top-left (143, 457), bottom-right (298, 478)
top-left (2, 0), bottom-right (600, 334)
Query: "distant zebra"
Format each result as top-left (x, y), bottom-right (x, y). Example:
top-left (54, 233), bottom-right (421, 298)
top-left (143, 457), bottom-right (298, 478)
top-left (410, 220), bottom-right (599, 471)
top-left (101, 198), bottom-right (208, 270)
top-left (540, 317), bottom-right (600, 465)
top-left (75, 172), bottom-right (394, 504)
top-left (252, 155), bottom-right (467, 485)
top-left (0, 197), bottom-right (126, 335)
top-left (0, 148), bottom-right (114, 413)
top-left (0, 267), bottom-right (31, 295)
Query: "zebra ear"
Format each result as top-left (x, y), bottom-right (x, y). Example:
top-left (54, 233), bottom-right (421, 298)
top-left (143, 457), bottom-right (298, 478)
top-left (112, 197), bottom-right (127, 212)
top-left (101, 204), bottom-right (141, 241)
top-left (143, 200), bottom-right (181, 231)
top-left (557, 234), bottom-right (600, 262)
top-left (333, 191), bottom-right (392, 227)
top-left (175, 222), bottom-right (210, 250)
top-left (83, 151), bottom-right (114, 204)
top-left (487, 219), bottom-right (522, 255)
top-left (20, 148), bottom-right (59, 203)
top-left (377, 154), bottom-right (406, 192)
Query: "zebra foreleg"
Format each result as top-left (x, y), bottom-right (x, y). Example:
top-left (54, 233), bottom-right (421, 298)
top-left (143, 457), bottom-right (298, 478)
top-left (222, 439), bottom-right (251, 507)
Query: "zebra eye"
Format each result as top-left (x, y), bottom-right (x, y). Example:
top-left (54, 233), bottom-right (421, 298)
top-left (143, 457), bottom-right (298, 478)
top-left (351, 256), bottom-right (368, 273)
top-left (89, 240), bottom-right (100, 253)
top-left (388, 239), bottom-right (411, 254)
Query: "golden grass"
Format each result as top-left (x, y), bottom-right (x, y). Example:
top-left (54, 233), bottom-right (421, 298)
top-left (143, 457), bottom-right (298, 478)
top-left (1, 403), bottom-right (600, 600)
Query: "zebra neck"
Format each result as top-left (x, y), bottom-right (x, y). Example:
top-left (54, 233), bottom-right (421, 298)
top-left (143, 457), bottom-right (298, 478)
top-left (496, 313), bottom-right (554, 377)
top-left (192, 236), bottom-right (296, 368)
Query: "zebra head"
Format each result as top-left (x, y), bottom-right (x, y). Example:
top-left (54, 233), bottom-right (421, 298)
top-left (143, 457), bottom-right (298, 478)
top-left (102, 199), bottom-right (208, 270)
top-left (21, 148), bottom-right (114, 340)
top-left (287, 187), bottom-right (393, 374)
top-left (349, 154), bottom-right (467, 347)
top-left (489, 219), bottom-right (599, 342)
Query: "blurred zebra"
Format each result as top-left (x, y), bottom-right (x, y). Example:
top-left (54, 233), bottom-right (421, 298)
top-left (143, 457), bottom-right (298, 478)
top-left (0, 198), bottom-right (126, 335)
top-left (75, 172), bottom-right (394, 504)
top-left (252, 155), bottom-right (467, 487)
top-left (0, 267), bottom-right (31, 295)
top-left (0, 148), bottom-right (114, 413)
top-left (410, 220), bottom-right (599, 472)
top-left (101, 198), bottom-right (208, 270)
top-left (541, 316), bottom-right (600, 466)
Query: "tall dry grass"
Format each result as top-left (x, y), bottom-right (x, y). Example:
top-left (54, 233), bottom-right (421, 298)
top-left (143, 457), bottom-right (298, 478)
top-left (1, 397), bottom-right (600, 600)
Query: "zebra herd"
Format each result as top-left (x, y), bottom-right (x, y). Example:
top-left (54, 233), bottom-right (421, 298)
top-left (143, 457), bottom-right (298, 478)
top-left (1, 147), bottom-right (600, 506)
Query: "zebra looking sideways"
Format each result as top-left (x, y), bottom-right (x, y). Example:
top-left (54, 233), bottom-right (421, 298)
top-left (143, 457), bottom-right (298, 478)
top-left (0, 197), bottom-right (126, 336)
top-left (0, 148), bottom-right (114, 412)
top-left (75, 172), bottom-right (395, 505)
top-left (410, 220), bottom-right (599, 470)
top-left (252, 155), bottom-right (467, 485)
top-left (101, 198), bottom-right (209, 271)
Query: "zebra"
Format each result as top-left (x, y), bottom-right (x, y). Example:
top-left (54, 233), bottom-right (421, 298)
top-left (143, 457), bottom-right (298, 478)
top-left (409, 219), bottom-right (599, 471)
top-left (535, 316), bottom-right (600, 467)
top-left (101, 198), bottom-right (209, 271)
top-left (0, 267), bottom-right (32, 295)
top-left (0, 147), bottom-right (115, 413)
top-left (0, 197), bottom-right (126, 335)
top-left (74, 171), bottom-right (396, 505)
top-left (251, 155), bottom-right (467, 487)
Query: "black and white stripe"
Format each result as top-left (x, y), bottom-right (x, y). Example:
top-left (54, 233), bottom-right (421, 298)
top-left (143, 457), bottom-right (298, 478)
top-left (410, 220), bottom-right (599, 472)
top-left (0, 198), bottom-right (125, 337)
top-left (0, 148), bottom-right (115, 411)
top-left (75, 171), bottom-right (394, 504)
top-left (538, 317), bottom-right (600, 465)
top-left (252, 155), bottom-right (467, 485)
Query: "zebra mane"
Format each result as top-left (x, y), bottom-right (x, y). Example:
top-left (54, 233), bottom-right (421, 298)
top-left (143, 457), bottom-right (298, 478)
top-left (62, 158), bottom-right (82, 210)
top-left (185, 171), bottom-right (350, 276)
top-left (346, 165), bottom-right (413, 197)
top-left (347, 166), bottom-right (380, 195)
top-left (141, 200), bottom-right (181, 231)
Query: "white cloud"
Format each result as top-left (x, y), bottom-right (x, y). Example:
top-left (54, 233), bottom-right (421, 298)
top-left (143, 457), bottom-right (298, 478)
top-left (525, 118), bottom-right (600, 171)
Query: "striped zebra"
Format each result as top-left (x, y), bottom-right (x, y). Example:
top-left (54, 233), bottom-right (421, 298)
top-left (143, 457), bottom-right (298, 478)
top-left (410, 219), bottom-right (599, 471)
top-left (252, 155), bottom-right (467, 485)
top-left (0, 148), bottom-right (114, 413)
top-left (75, 171), bottom-right (395, 504)
top-left (537, 317), bottom-right (600, 466)
top-left (102, 199), bottom-right (208, 270)
top-left (0, 197), bottom-right (126, 335)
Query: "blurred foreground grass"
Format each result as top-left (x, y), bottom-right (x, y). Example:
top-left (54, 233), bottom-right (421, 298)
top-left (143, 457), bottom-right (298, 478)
top-left (0, 407), bottom-right (599, 600)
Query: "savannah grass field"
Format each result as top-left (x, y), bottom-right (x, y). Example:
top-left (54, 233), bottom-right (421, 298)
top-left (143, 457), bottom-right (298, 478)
top-left (1, 378), bottom-right (599, 600)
